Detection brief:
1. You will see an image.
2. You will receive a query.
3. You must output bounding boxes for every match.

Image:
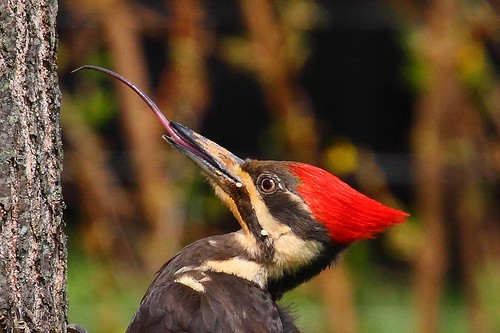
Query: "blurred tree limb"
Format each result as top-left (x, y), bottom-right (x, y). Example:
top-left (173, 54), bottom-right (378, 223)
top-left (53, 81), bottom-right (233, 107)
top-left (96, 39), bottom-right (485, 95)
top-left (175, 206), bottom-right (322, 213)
top-left (410, 1), bottom-right (498, 332)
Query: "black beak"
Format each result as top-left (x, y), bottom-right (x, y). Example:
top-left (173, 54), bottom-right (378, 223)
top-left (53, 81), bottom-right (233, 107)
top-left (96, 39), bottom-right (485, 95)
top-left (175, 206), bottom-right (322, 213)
top-left (163, 122), bottom-right (244, 188)
top-left (72, 65), bottom-right (244, 189)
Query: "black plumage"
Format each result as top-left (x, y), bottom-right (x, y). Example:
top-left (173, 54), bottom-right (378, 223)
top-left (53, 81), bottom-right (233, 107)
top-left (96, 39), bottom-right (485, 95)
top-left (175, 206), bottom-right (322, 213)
top-left (126, 236), bottom-right (300, 333)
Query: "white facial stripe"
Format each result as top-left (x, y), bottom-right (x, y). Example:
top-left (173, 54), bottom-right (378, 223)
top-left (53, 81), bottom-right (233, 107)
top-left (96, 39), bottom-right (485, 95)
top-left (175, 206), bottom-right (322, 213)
top-left (239, 172), bottom-right (292, 238)
top-left (202, 258), bottom-right (268, 289)
top-left (199, 240), bottom-right (322, 286)
top-left (212, 169), bottom-right (307, 243)
top-left (239, 172), bottom-right (324, 275)
top-left (210, 169), bottom-right (324, 281)
top-left (284, 190), bottom-right (312, 213)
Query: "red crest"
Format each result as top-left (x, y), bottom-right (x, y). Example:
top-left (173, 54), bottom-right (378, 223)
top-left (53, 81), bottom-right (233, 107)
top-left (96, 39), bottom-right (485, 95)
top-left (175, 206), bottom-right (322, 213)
top-left (289, 163), bottom-right (408, 244)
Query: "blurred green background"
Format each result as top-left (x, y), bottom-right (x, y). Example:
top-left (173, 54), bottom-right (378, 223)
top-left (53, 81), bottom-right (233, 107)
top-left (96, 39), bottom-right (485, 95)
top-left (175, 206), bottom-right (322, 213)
top-left (58, 0), bottom-right (499, 332)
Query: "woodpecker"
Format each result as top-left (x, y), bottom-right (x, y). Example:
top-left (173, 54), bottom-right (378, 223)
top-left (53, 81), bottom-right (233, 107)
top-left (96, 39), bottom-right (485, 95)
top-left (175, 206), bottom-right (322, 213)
top-left (75, 65), bottom-right (408, 333)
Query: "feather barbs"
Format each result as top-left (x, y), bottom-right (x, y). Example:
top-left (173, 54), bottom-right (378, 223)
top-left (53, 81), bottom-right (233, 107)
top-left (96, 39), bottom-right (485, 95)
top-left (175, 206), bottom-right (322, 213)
top-left (289, 163), bottom-right (408, 244)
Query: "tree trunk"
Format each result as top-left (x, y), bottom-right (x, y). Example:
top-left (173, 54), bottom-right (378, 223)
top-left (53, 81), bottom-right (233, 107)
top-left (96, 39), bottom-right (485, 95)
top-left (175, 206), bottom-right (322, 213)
top-left (0, 0), bottom-right (67, 332)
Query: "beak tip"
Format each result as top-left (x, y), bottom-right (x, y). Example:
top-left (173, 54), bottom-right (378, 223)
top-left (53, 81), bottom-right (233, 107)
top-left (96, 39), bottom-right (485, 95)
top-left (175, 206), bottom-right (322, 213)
top-left (161, 125), bottom-right (244, 188)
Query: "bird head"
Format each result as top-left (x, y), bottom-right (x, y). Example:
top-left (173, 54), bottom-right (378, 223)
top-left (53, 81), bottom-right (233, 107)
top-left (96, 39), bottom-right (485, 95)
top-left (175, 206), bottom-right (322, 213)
top-left (75, 65), bottom-right (408, 294)
top-left (161, 123), bottom-right (408, 294)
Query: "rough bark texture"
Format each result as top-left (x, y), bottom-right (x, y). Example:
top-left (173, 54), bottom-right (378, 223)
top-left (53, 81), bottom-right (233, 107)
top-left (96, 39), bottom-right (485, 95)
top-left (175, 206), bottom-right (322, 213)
top-left (0, 0), bottom-right (67, 332)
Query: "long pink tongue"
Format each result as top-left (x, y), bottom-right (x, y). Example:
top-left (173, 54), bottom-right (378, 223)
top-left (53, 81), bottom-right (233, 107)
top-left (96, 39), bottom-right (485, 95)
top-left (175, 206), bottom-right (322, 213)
top-left (72, 65), bottom-right (192, 152)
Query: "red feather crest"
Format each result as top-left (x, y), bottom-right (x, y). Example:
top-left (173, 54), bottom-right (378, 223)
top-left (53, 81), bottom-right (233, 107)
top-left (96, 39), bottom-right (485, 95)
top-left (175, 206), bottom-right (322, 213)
top-left (289, 163), bottom-right (408, 244)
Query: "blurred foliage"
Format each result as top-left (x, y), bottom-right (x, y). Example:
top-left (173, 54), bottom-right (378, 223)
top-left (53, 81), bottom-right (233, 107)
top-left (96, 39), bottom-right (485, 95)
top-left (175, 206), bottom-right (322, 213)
top-left (70, 54), bottom-right (119, 129)
top-left (68, 241), bottom-right (146, 333)
top-left (74, 85), bottom-right (118, 129)
top-left (403, 24), bottom-right (495, 94)
top-left (323, 139), bottom-right (359, 176)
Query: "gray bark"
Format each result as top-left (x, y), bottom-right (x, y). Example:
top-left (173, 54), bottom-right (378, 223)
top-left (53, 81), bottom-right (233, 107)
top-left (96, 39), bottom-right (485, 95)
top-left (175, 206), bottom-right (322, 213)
top-left (0, 0), bottom-right (67, 332)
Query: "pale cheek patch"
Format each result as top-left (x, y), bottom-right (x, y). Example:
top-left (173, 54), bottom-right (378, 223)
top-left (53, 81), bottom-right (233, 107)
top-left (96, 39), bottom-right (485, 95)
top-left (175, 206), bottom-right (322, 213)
top-left (269, 235), bottom-right (323, 278)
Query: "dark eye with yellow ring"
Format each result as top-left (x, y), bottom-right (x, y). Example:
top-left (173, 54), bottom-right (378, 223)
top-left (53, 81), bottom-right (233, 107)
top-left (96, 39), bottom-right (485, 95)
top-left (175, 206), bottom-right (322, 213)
top-left (258, 175), bottom-right (278, 194)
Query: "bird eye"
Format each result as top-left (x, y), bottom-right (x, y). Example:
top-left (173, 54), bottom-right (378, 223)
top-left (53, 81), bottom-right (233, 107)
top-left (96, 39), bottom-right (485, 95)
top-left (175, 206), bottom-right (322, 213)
top-left (258, 176), bottom-right (277, 194)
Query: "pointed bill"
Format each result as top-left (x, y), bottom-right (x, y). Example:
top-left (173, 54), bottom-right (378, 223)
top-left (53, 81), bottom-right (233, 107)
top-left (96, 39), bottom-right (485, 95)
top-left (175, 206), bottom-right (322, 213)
top-left (162, 122), bottom-right (244, 188)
